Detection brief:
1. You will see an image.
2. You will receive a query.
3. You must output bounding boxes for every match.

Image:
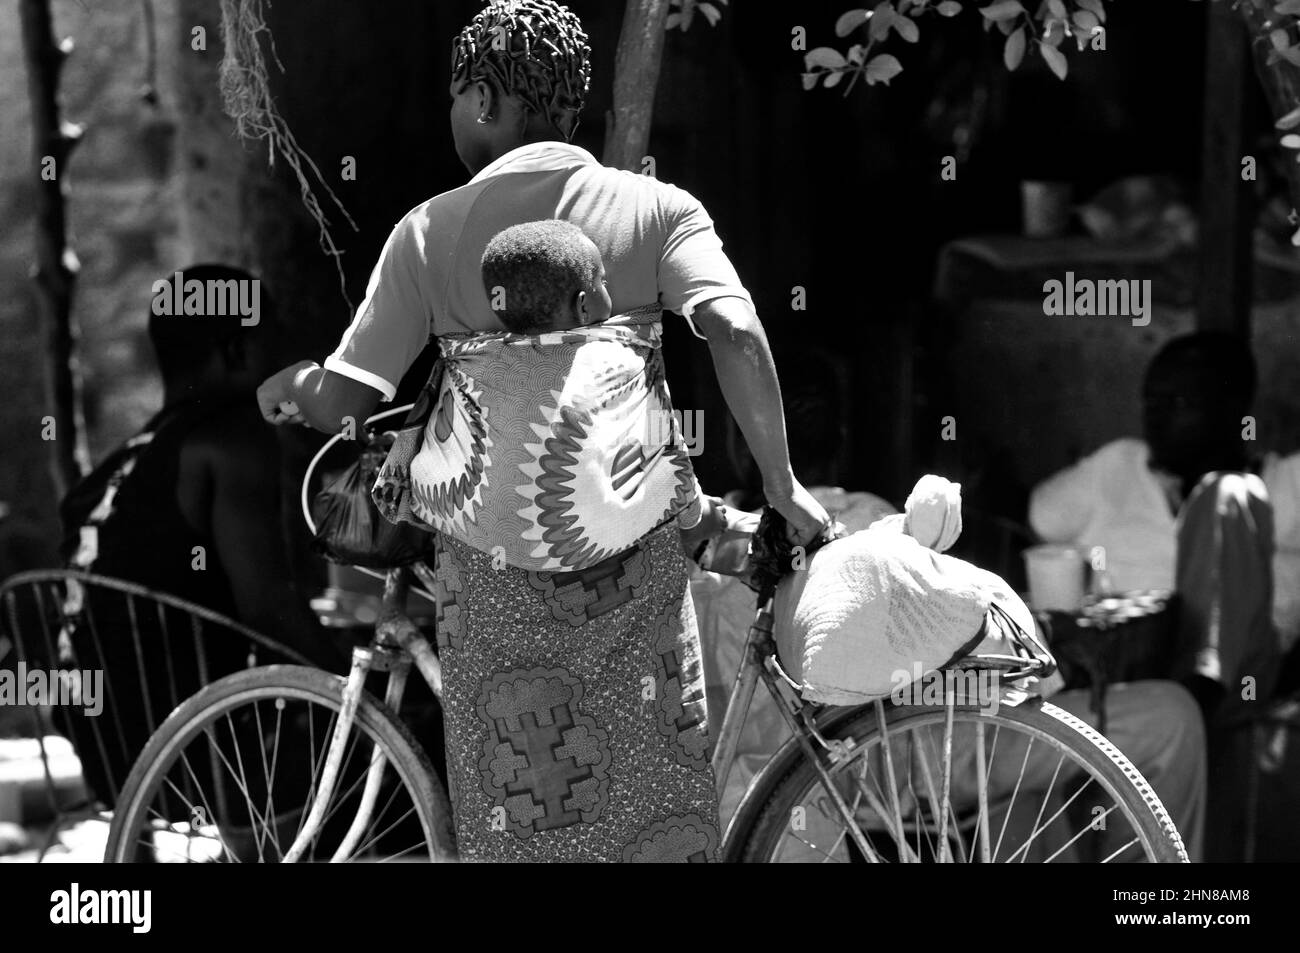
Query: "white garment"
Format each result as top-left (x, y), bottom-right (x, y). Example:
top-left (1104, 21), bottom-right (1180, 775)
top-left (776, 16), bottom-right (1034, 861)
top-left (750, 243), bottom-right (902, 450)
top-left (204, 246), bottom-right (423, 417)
top-left (1028, 438), bottom-right (1178, 592)
top-left (1031, 437), bottom-right (1300, 652)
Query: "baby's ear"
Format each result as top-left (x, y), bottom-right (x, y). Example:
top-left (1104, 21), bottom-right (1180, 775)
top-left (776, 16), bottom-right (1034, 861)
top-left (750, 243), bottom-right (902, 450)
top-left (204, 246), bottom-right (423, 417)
top-left (574, 289), bottom-right (591, 324)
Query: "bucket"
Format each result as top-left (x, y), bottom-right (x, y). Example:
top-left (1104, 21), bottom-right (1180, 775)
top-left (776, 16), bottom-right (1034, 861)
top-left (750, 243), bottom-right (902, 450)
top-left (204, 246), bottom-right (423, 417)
top-left (1023, 543), bottom-right (1087, 611)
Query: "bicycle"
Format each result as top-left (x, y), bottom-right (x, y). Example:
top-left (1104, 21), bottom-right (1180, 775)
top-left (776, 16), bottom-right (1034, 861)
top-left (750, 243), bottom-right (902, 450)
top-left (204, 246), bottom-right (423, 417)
top-left (104, 408), bottom-right (1188, 863)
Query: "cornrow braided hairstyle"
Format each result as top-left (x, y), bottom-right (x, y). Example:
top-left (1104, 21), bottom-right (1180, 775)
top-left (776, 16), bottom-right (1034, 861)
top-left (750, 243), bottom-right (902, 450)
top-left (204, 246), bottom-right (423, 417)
top-left (451, 0), bottom-right (592, 138)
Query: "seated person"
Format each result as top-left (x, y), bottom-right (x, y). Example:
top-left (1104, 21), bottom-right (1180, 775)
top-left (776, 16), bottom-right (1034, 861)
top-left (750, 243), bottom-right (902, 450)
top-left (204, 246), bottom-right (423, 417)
top-left (693, 353), bottom-right (1206, 860)
top-left (1029, 332), bottom-right (1278, 722)
top-left (372, 220), bottom-right (703, 570)
top-left (58, 265), bottom-right (341, 802)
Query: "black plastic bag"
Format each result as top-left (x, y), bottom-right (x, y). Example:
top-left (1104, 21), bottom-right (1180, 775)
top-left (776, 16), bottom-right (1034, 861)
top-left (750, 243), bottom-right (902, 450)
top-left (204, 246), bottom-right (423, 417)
top-left (311, 431), bottom-right (437, 569)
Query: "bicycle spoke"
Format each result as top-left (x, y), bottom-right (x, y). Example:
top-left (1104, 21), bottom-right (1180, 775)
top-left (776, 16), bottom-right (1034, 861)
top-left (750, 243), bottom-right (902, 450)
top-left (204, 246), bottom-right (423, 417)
top-left (348, 802), bottom-right (423, 859)
top-left (916, 726), bottom-right (969, 863)
top-left (975, 721), bottom-right (991, 863)
top-left (251, 699), bottom-right (283, 850)
top-left (201, 722), bottom-right (277, 859)
top-left (163, 764), bottom-right (237, 863)
top-left (993, 734), bottom-right (1035, 862)
top-left (1008, 754), bottom-right (1065, 863)
top-left (344, 770), bottom-right (414, 858)
top-left (1099, 836), bottom-right (1142, 863)
top-left (873, 700), bottom-right (909, 861)
top-left (1042, 800), bottom-right (1118, 863)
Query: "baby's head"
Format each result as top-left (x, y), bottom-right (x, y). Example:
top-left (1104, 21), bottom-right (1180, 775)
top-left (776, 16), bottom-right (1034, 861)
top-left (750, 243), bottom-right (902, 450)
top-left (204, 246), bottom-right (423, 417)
top-left (481, 219), bottom-right (611, 334)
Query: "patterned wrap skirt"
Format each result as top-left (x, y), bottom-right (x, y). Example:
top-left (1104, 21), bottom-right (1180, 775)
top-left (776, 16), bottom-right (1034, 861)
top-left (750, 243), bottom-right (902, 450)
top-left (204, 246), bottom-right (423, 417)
top-left (416, 519), bottom-right (722, 862)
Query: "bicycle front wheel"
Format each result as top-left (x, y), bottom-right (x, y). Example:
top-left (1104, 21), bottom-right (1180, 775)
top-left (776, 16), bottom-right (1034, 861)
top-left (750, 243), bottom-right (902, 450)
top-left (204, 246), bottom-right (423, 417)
top-left (733, 698), bottom-right (1187, 863)
top-left (105, 665), bottom-right (455, 862)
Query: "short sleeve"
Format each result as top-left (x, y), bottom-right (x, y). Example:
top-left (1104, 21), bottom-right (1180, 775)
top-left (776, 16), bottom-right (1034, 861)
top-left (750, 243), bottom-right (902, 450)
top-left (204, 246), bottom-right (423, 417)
top-left (657, 186), bottom-right (753, 339)
top-left (324, 215), bottom-right (430, 402)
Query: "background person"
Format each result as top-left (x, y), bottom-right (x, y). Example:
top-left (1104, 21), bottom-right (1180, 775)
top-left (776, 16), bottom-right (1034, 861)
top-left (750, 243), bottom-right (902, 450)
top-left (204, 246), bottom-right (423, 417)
top-left (58, 264), bottom-right (342, 802)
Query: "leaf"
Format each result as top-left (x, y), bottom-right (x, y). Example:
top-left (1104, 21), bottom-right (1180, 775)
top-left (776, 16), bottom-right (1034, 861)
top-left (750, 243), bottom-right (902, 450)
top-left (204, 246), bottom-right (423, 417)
top-left (1273, 28), bottom-right (1292, 52)
top-left (1073, 10), bottom-right (1099, 34)
top-left (937, 1), bottom-right (963, 16)
top-left (1004, 27), bottom-right (1026, 70)
top-left (699, 2), bottom-right (722, 26)
top-left (805, 47), bottom-right (849, 70)
top-left (1278, 0), bottom-right (1300, 14)
top-left (1284, 46), bottom-right (1300, 67)
top-left (824, 70), bottom-right (845, 88)
top-left (997, 16), bottom-right (1017, 35)
top-left (895, 15), bottom-right (920, 42)
top-left (665, 11), bottom-right (682, 30)
top-left (1040, 40), bottom-right (1068, 80)
top-left (870, 3), bottom-right (896, 41)
top-left (848, 43), bottom-right (867, 64)
top-left (835, 8), bottom-right (871, 37)
top-left (1077, 0), bottom-right (1106, 21)
top-left (1047, 0), bottom-right (1066, 17)
top-left (681, 1), bottom-right (696, 29)
top-left (981, 1), bottom-right (1025, 21)
top-left (1276, 104), bottom-right (1300, 130)
top-left (1281, 133), bottom-right (1300, 149)
top-left (865, 53), bottom-right (904, 85)
top-left (801, 71), bottom-right (819, 90)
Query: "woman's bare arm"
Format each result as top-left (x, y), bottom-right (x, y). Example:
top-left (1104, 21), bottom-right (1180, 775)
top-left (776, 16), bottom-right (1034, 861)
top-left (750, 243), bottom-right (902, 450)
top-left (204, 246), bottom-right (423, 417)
top-left (689, 296), bottom-right (830, 543)
top-left (257, 361), bottom-right (383, 438)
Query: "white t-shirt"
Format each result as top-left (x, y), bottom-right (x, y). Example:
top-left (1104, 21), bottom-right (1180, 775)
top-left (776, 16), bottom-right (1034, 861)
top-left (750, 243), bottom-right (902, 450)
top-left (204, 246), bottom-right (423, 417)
top-left (1029, 438), bottom-right (1179, 592)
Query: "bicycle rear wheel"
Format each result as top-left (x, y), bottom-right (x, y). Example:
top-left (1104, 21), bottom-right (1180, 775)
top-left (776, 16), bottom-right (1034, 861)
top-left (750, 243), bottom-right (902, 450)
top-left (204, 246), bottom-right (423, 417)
top-left (105, 665), bottom-right (455, 862)
top-left (732, 698), bottom-right (1187, 863)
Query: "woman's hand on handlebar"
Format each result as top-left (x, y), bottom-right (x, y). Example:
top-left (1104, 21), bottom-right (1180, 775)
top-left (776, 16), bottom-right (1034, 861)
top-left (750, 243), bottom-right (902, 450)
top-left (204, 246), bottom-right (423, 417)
top-left (257, 360), bottom-right (317, 425)
top-left (764, 477), bottom-right (831, 547)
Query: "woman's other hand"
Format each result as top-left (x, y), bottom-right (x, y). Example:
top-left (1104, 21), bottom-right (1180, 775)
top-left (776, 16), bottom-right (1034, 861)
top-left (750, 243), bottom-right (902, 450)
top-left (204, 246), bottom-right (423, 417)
top-left (257, 360), bottom-right (317, 425)
top-left (765, 478), bottom-right (831, 547)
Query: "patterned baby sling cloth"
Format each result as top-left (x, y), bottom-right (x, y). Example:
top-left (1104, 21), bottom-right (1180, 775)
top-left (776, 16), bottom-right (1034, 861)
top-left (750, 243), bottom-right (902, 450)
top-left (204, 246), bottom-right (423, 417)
top-left (373, 307), bottom-right (699, 572)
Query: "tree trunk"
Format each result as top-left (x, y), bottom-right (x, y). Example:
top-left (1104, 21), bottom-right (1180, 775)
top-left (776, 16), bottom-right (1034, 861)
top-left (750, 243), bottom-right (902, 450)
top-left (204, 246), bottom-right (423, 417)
top-left (603, 0), bottom-right (672, 171)
top-left (19, 0), bottom-right (90, 498)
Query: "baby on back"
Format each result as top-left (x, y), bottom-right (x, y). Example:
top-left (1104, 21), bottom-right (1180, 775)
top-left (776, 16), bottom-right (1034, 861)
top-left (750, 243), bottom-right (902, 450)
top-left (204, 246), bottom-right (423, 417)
top-left (481, 219), bottom-right (612, 334)
top-left (370, 218), bottom-right (704, 571)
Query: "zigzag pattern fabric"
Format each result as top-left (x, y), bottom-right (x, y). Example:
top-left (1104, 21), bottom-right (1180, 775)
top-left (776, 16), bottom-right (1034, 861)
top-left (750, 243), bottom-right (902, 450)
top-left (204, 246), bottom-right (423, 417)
top-left (373, 310), bottom-right (697, 572)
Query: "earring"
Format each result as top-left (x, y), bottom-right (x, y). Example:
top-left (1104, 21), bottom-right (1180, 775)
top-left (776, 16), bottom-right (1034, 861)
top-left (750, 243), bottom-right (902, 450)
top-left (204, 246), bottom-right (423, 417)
top-left (476, 114), bottom-right (491, 124)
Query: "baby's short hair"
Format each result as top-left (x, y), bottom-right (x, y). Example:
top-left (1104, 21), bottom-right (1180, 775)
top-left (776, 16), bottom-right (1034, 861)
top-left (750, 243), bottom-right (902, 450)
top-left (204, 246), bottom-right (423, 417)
top-left (481, 219), bottom-right (601, 333)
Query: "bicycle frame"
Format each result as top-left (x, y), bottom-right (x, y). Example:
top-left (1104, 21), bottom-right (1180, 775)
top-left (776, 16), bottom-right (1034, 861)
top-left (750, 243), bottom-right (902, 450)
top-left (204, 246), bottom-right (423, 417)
top-left (290, 414), bottom-right (1056, 862)
top-left (283, 567), bottom-right (442, 862)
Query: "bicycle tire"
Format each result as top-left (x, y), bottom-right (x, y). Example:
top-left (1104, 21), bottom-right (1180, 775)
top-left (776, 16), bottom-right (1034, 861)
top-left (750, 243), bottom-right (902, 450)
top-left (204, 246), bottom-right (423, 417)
top-left (104, 665), bottom-right (455, 862)
top-left (731, 698), bottom-right (1187, 863)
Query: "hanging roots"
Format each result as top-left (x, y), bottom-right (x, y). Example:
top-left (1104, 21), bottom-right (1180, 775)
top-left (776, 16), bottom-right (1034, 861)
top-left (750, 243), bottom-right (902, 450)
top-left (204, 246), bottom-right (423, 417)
top-left (218, 0), bottom-right (357, 310)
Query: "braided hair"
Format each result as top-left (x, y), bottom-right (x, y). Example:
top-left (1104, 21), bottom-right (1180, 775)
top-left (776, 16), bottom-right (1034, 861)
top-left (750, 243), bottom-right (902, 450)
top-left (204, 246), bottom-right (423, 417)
top-left (451, 1), bottom-right (592, 138)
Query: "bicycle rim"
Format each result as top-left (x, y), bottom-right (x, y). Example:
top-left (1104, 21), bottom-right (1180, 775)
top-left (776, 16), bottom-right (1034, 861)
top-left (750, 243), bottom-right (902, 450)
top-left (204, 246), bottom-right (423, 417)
top-left (739, 699), bottom-right (1187, 863)
top-left (105, 666), bottom-right (451, 862)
